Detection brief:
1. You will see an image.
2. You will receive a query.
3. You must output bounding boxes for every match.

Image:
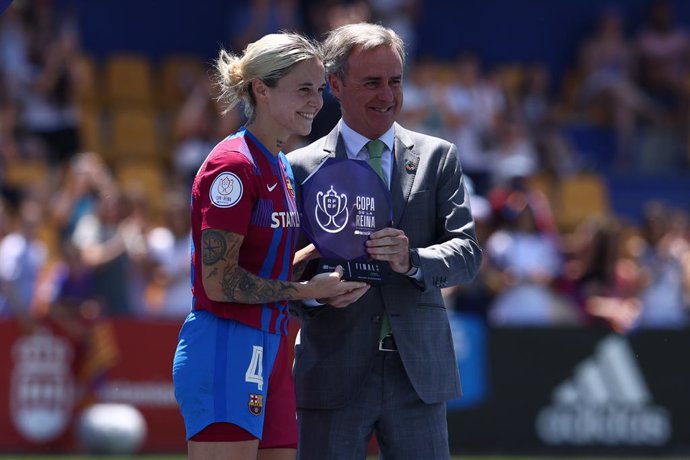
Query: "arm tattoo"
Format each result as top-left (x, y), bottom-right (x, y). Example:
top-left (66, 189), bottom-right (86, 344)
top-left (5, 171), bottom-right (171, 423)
top-left (220, 266), bottom-right (299, 303)
top-left (203, 229), bottom-right (301, 303)
top-left (202, 229), bottom-right (227, 265)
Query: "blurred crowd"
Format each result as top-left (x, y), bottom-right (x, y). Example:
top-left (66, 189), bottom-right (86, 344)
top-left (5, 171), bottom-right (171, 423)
top-left (0, 0), bottom-right (689, 334)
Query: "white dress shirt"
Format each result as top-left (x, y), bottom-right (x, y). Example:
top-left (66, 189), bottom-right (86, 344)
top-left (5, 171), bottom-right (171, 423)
top-left (339, 120), bottom-right (395, 185)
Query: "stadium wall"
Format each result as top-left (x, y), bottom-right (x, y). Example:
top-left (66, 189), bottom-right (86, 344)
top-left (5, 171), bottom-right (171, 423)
top-left (1, 316), bottom-right (689, 456)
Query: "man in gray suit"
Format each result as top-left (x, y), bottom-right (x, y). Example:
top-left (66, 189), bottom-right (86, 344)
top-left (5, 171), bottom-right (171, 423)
top-left (287, 22), bottom-right (482, 460)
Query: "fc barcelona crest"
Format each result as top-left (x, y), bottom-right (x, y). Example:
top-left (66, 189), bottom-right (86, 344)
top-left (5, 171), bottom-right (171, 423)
top-left (248, 393), bottom-right (263, 416)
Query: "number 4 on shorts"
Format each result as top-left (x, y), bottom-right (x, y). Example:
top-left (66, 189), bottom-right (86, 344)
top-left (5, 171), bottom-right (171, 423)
top-left (245, 345), bottom-right (264, 390)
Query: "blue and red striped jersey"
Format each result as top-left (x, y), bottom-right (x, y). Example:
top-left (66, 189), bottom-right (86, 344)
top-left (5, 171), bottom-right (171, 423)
top-left (189, 128), bottom-right (300, 335)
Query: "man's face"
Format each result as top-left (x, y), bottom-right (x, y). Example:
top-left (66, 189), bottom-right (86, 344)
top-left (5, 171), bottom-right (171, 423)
top-left (329, 45), bottom-right (403, 139)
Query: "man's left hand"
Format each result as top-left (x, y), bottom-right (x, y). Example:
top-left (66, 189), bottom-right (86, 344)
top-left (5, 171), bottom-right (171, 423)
top-left (365, 227), bottom-right (410, 274)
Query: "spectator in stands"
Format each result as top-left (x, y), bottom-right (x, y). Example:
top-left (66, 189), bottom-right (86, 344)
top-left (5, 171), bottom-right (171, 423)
top-left (518, 62), bottom-right (580, 178)
top-left (39, 237), bottom-right (120, 408)
top-left (636, 202), bottom-right (690, 328)
top-left (70, 186), bottom-right (143, 316)
top-left (561, 214), bottom-right (645, 331)
top-left (42, 238), bottom-right (99, 326)
top-left (146, 189), bottom-right (193, 318)
top-left (485, 112), bottom-right (540, 189)
top-left (400, 56), bottom-right (446, 137)
top-left (636, 0), bottom-right (690, 115)
top-left (13, 0), bottom-right (83, 167)
top-left (443, 52), bottom-right (505, 196)
top-left (171, 75), bottom-right (240, 189)
top-left (0, 4), bottom-right (30, 100)
top-left (485, 190), bottom-right (580, 326)
top-left (52, 151), bottom-right (116, 241)
top-left (0, 73), bottom-right (22, 206)
top-left (301, 0), bottom-right (371, 40)
top-left (576, 5), bottom-right (666, 166)
top-left (119, 186), bottom-right (159, 316)
top-left (51, 238), bottom-right (97, 303)
top-left (229, 0), bottom-right (303, 52)
top-left (0, 196), bottom-right (48, 320)
top-left (518, 62), bottom-right (550, 130)
top-left (635, 0), bottom-right (690, 171)
top-left (368, 0), bottom-right (422, 59)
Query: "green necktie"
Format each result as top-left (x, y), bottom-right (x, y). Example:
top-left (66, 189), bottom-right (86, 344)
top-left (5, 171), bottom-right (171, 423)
top-left (367, 139), bottom-right (387, 186)
top-left (366, 139), bottom-right (391, 340)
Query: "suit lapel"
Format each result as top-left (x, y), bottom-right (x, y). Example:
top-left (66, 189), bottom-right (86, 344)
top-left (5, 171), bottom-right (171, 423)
top-left (323, 125), bottom-right (347, 160)
top-left (391, 124), bottom-right (418, 226)
top-left (299, 126), bottom-right (345, 182)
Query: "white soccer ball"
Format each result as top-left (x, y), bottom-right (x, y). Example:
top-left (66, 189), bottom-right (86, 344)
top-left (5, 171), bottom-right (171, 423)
top-left (76, 403), bottom-right (147, 454)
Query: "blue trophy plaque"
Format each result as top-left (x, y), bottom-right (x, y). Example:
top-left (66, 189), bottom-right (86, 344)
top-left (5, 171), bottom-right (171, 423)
top-left (300, 157), bottom-right (392, 284)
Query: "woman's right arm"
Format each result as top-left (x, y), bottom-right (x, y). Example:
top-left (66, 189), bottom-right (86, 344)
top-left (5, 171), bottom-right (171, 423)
top-left (201, 228), bottom-right (365, 304)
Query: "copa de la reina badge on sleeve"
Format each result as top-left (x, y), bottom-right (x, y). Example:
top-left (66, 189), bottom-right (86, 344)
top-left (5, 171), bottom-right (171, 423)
top-left (210, 172), bottom-right (243, 208)
top-left (300, 158), bottom-right (392, 284)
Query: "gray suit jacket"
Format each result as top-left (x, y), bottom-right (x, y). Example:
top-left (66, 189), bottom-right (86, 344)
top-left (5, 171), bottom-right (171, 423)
top-left (287, 122), bottom-right (482, 409)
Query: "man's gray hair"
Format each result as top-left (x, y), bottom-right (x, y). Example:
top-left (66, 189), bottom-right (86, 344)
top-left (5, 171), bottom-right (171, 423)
top-left (323, 22), bottom-right (405, 81)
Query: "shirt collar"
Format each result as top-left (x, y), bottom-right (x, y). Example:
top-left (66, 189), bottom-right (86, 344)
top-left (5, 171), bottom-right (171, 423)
top-left (340, 120), bottom-right (395, 159)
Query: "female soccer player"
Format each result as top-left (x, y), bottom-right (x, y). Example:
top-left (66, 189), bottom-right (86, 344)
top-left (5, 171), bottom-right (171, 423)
top-left (172, 32), bottom-right (367, 460)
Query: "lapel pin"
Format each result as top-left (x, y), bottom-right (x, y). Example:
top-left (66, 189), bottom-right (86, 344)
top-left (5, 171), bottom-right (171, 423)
top-left (404, 160), bottom-right (417, 173)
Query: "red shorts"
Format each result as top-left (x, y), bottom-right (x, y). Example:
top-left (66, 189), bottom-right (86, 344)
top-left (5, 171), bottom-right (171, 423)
top-left (190, 334), bottom-right (297, 449)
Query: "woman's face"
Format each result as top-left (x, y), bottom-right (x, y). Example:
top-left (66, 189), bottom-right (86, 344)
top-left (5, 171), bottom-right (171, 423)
top-left (263, 57), bottom-right (325, 139)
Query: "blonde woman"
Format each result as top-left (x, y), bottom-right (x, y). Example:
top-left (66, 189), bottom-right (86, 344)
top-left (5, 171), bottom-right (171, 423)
top-left (172, 32), bottom-right (367, 460)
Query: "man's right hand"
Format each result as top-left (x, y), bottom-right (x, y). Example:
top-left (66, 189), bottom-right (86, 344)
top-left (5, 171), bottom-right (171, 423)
top-left (318, 283), bottom-right (370, 308)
